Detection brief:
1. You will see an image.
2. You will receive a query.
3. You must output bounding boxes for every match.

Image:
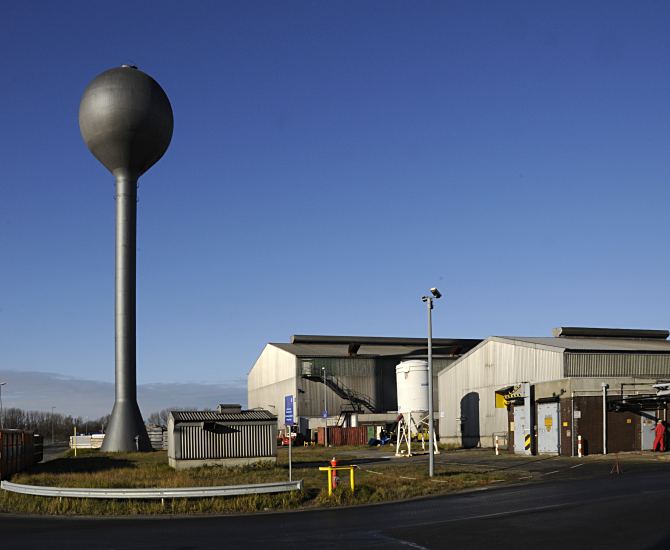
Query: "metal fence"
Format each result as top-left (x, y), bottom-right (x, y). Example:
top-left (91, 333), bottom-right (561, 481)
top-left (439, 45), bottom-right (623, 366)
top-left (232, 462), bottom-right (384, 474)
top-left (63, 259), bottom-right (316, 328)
top-left (1, 479), bottom-right (303, 499)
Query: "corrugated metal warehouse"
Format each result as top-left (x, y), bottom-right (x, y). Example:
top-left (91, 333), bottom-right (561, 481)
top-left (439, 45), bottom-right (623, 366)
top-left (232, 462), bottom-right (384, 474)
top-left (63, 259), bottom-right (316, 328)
top-left (438, 327), bottom-right (670, 455)
top-left (248, 335), bottom-right (480, 432)
top-left (167, 405), bottom-right (277, 469)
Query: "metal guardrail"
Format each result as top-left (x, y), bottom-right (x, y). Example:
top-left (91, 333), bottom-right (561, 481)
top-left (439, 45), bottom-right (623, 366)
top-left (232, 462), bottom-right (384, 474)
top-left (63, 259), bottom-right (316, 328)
top-left (0, 479), bottom-right (303, 499)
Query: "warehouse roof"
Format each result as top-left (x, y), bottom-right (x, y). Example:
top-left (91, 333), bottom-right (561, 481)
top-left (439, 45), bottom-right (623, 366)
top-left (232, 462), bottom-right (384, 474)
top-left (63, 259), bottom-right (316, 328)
top-left (291, 335), bottom-right (479, 346)
top-left (493, 326), bottom-right (670, 353)
top-left (270, 335), bottom-right (481, 358)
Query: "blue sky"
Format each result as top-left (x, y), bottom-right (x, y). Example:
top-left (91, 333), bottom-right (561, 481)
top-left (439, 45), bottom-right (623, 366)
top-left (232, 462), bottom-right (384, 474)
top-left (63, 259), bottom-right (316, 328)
top-left (2, 1), bottom-right (670, 401)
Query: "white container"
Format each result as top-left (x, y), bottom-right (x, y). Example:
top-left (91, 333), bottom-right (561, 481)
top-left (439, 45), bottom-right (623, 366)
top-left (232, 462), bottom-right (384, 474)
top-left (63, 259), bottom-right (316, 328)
top-left (395, 360), bottom-right (429, 413)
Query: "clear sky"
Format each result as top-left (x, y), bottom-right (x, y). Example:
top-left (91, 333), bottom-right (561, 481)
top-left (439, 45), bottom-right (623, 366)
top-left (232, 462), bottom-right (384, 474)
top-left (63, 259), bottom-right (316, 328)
top-left (2, 1), bottom-right (670, 392)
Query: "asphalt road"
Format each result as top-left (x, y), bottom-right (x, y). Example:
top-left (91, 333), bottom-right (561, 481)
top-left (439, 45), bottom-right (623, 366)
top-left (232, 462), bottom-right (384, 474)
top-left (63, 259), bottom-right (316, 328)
top-left (41, 442), bottom-right (69, 463)
top-left (2, 455), bottom-right (670, 550)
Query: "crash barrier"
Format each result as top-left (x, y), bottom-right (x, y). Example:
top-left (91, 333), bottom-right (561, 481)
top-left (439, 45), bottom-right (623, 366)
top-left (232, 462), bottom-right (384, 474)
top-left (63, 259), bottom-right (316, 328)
top-left (0, 479), bottom-right (303, 500)
top-left (319, 458), bottom-right (356, 496)
top-left (0, 430), bottom-right (41, 480)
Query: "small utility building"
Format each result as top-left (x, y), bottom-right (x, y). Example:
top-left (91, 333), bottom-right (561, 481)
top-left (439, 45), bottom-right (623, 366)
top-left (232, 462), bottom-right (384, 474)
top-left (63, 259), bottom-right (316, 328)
top-left (167, 405), bottom-right (277, 469)
top-left (438, 327), bottom-right (670, 455)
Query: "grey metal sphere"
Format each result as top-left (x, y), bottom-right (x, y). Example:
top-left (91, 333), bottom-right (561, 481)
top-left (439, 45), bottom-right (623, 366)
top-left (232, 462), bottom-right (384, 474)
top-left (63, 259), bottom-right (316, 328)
top-left (79, 65), bottom-right (173, 178)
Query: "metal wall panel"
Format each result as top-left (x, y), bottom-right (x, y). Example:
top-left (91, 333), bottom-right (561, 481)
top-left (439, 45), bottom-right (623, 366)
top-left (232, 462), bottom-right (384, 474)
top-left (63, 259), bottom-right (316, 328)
top-left (177, 422), bottom-right (277, 460)
top-left (437, 340), bottom-right (563, 446)
top-left (248, 345), bottom-right (298, 424)
top-left (297, 357), bottom-right (376, 417)
top-left (0, 430), bottom-right (36, 480)
top-left (566, 353), bottom-right (670, 378)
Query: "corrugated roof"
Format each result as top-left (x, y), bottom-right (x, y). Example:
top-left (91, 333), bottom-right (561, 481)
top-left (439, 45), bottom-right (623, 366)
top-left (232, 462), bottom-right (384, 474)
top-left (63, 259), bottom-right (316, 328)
top-left (270, 340), bottom-right (481, 358)
top-left (171, 410), bottom-right (276, 423)
top-left (552, 327), bottom-right (670, 339)
top-left (291, 335), bottom-right (479, 346)
top-left (496, 336), bottom-right (670, 353)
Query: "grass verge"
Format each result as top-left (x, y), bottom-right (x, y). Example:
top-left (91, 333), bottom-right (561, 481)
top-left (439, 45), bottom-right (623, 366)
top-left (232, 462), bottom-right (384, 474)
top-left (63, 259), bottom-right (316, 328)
top-left (0, 447), bottom-right (523, 516)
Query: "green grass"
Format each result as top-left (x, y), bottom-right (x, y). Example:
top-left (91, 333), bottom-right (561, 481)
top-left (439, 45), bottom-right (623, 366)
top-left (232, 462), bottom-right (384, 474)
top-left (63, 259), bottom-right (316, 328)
top-left (0, 447), bottom-right (522, 516)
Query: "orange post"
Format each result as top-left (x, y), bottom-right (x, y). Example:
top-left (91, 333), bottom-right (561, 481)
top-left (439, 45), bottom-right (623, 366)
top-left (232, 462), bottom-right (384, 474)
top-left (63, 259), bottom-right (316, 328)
top-left (330, 457), bottom-right (338, 488)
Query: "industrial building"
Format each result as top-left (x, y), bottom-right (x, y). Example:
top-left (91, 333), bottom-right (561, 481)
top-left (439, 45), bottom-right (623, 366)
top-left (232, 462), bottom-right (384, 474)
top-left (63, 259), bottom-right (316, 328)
top-left (247, 335), bottom-right (480, 434)
top-left (167, 405), bottom-right (277, 469)
top-left (438, 327), bottom-right (670, 455)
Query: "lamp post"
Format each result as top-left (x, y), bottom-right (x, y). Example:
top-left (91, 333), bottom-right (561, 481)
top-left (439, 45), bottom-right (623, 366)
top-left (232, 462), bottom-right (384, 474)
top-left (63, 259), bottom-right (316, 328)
top-left (421, 288), bottom-right (442, 477)
top-left (0, 382), bottom-right (6, 429)
top-left (322, 367), bottom-right (328, 447)
top-left (51, 406), bottom-right (56, 444)
top-left (602, 383), bottom-right (609, 455)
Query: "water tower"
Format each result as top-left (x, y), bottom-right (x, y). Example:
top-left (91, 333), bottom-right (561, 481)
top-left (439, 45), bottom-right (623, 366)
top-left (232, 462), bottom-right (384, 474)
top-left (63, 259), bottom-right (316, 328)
top-left (79, 65), bottom-right (173, 451)
top-left (395, 360), bottom-right (440, 457)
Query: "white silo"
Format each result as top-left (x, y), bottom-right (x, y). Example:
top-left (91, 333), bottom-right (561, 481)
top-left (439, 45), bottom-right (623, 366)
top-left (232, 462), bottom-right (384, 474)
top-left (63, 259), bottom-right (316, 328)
top-left (396, 360), bottom-right (429, 414)
top-left (395, 360), bottom-right (439, 457)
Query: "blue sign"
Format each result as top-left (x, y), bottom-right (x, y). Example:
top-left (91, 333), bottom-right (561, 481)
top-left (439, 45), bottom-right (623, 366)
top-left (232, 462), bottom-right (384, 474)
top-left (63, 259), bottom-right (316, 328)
top-left (322, 410), bottom-right (328, 419)
top-left (284, 395), bottom-right (295, 425)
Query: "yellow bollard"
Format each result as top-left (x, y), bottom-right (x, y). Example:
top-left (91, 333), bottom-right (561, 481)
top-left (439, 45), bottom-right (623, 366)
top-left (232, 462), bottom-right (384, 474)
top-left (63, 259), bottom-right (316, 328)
top-left (319, 465), bottom-right (356, 496)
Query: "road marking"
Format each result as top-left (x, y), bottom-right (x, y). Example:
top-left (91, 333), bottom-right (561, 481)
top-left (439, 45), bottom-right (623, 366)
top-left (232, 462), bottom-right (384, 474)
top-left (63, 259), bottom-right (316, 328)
top-left (570, 463), bottom-right (585, 469)
top-left (394, 502), bottom-right (571, 530)
top-left (399, 476), bottom-right (417, 480)
top-left (377, 534), bottom-right (430, 550)
top-left (385, 490), bottom-right (660, 534)
top-left (544, 470), bottom-right (560, 475)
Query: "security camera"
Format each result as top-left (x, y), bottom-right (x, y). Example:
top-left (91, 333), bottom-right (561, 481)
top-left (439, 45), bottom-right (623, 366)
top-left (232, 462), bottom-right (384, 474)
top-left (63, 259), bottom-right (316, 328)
top-left (430, 287), bottom-right (442, 299)
top-left (421, 296), bottom-right (429, 302)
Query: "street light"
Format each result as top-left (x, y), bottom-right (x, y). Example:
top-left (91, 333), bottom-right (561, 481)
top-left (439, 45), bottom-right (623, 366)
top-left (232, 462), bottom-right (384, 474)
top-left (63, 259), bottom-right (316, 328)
top-left (0, 382), bottom-right (6, 429)
top-left (322, 367), bottom-right (328, 447)
top-left (421, 287), bottom-right (442, 477)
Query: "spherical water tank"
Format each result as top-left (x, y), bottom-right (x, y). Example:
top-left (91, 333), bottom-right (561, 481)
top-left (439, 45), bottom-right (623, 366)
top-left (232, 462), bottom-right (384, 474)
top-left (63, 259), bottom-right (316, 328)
top-left (395, 360), bottom-right (429, 413)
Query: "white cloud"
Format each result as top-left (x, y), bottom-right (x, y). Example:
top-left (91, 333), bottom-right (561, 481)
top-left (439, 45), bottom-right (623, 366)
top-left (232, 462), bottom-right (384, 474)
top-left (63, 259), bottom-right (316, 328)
top-left (0, 370), bottom-right (247, 419)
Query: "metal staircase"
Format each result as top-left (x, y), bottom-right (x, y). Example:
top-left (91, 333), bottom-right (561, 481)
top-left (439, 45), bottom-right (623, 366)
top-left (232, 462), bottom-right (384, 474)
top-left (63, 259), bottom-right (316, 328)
top-left (301, 366), bottom-right (376, 418)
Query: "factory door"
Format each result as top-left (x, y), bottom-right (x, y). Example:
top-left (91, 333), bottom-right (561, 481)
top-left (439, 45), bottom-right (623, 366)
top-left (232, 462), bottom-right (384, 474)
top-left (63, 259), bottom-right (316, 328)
top-left (513, 406), bottom-right (527, 454)
top-left (537, 402), bottom-right (560, 454)
top-left (641, 415), bottom-right (656, 451)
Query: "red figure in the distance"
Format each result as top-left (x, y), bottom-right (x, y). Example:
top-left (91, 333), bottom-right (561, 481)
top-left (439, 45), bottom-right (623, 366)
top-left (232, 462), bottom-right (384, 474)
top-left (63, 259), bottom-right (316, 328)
top-left (653, 419), bottom-right (666, 452)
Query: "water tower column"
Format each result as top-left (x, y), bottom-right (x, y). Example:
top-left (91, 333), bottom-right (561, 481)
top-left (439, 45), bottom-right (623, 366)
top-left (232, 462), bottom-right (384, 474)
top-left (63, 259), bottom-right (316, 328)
top-left (102, 173), bottom-right (150, 451)
top-left (116, 174), bottom-right (137, 407)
